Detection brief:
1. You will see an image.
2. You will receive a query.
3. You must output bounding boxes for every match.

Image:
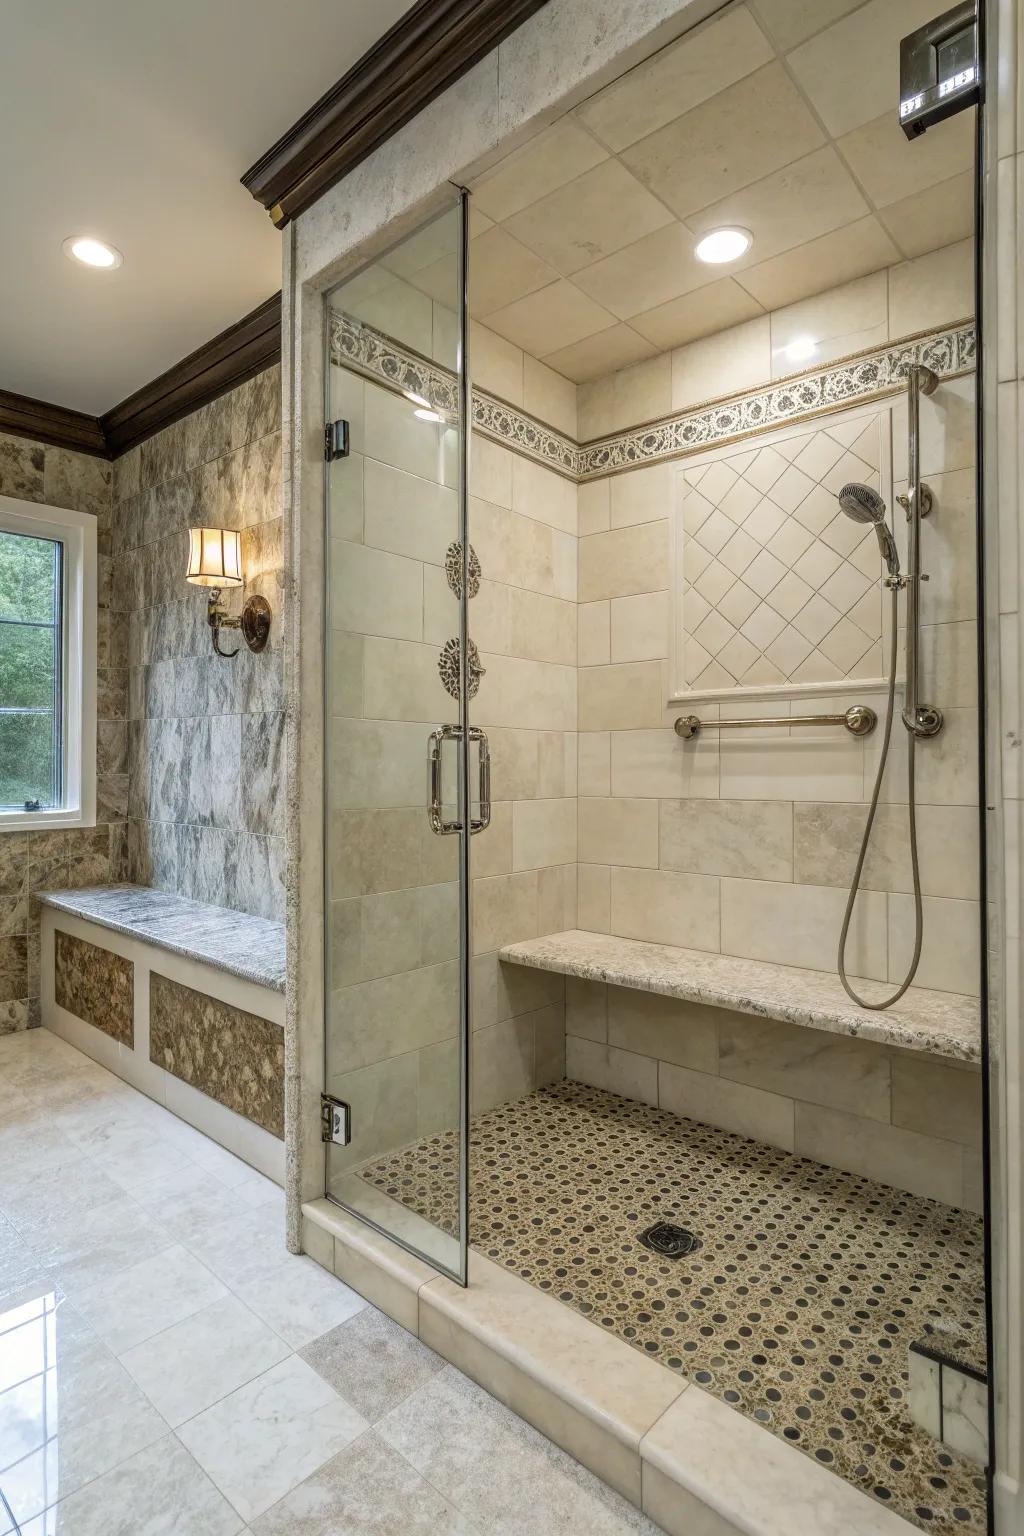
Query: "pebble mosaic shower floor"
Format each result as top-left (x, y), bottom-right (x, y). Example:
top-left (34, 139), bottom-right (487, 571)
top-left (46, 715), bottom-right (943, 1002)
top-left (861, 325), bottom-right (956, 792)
top-left (359, 1080), bottom-right (987, 1535)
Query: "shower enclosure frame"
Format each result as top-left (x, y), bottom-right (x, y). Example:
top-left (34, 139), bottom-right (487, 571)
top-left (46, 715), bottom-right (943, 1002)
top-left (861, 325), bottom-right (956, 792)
top-left (278, 0), bottom-right (1020, 1527)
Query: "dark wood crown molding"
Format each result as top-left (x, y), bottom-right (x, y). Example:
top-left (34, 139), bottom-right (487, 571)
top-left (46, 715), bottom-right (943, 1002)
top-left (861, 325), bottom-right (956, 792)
top-left (0, 388), bottom-right (107, 458)
top-left (0, 295), bottom-right (281, 462)
top-left (101, 293), bottom-right (281, 457)
top-left (242, 0), bottom-right (550, 229)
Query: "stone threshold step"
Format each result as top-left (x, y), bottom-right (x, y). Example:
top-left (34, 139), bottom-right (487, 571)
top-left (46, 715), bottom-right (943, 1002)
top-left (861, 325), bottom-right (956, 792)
top-left (301, 1197), bottom-right (916, 1536)
top-left (500, 929), bottom-right (980, 1064)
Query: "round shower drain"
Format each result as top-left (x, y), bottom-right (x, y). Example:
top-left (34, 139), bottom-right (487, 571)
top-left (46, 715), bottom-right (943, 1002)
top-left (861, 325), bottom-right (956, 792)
top-left (639, 1221), bottom-right (702, 1258)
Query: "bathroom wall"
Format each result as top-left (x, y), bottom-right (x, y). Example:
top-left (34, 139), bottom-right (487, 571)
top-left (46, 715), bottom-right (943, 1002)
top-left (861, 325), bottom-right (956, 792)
top-left (0, 434), bottom-right (115, 1032)
top-left (324, 322), bottom-right (578, 1164)
top-left (574, 241), bottom-right (980, 1004)
top-left (109, 366), bottom-right (285, 923)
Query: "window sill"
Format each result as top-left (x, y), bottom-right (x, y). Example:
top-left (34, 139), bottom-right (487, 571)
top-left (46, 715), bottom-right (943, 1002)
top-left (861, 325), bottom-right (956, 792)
top-left (0, 806), bottom-right (96, 833)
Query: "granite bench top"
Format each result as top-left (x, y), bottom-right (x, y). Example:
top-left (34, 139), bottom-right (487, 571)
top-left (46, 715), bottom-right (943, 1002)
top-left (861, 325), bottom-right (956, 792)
top-left (499, 929), bottom-right (981, 1064)
top-left (38, 885), bottom-right (286, 995)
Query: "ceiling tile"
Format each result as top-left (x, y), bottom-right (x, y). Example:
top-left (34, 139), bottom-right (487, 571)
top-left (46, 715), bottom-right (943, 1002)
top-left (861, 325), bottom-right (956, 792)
top-left (574, 4), bottom-right (773, 153)
top-left (630, 277), bottom-right (764, 350)
top-left (572, 222), bottom-right (711, 320)
top-left (470, 119), bottom-right (609, 223)
top-left (380, 206), bottom-right (490, 280)
top-left (541, 324), bottom-right (658, 384)
top-left (785, 0), bottom-right (952, 138)
top-left (836, 108), bottom-right (974, 210)
top-left (747, 0), bottom-right (866, 52)
top-left (482, 279), bottom-right (617, 357)
top-left (620, 62), bottom-right (824, 220)
top-left (503, 159), bottom-right (674, 276)
top-left (413, 225), bottom-right (557, 316)
top-left (693, 146), bottom-right (871, 268)
top-left (877, 171), bottom-right (975, 261)
top-left (735, 215), bottom-right (900, 310)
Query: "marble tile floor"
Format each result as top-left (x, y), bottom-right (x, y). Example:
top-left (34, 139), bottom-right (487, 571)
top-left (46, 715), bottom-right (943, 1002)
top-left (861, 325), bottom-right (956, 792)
top-left (0, 1030), bottom-right (660, 1535)
top-left (360, 1080), bottom-right (988, 1536)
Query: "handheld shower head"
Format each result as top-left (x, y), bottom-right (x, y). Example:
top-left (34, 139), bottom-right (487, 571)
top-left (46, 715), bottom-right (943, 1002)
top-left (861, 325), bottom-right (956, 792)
top-left (837, 482), bottom-right (900, 578)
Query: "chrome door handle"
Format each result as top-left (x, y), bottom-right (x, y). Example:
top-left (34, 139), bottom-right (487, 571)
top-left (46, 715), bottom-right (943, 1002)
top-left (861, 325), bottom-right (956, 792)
top-left (428, 726), bottom-right (491, 835)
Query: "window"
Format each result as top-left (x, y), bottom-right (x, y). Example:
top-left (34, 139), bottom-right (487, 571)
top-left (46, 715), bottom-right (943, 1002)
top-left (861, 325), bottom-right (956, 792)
top-left (0, 496), bottom-right (96, 829)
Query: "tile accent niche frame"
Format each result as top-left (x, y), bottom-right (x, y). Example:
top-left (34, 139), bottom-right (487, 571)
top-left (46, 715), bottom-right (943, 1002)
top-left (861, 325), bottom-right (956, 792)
top-left (670, 400), bottom-right (896, 704)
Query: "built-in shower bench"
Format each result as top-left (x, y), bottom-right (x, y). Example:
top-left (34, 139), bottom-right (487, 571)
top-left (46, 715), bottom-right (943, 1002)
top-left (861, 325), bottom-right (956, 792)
top-left (37, 884), bottom-right (286, 1181)
top-left (499, 928), bottom-right (980, 1064)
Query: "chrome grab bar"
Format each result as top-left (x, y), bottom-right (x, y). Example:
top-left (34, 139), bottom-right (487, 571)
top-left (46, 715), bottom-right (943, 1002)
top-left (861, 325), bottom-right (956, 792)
top-left (674, 705), bottom-right (877, 740)
top-left (899, 362), bottom-right (943, 737)
top-left (428, 724), bottom-right (491, 835)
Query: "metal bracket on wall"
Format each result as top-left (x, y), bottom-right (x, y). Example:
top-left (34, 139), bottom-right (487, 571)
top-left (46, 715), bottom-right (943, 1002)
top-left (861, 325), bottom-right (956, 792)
top-left (325, 419), bottom-right (350, 461)
top-left (321, 1094), bottom-right (351, 1145)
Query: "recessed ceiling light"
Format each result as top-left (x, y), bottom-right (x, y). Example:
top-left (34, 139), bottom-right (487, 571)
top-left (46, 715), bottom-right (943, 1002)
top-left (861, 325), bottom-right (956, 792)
top-left (785, 335), bottom-right (818, 363)
top-left (63, 235), bottom-right (123, 270)
top-left (694, 227), bottom-right (752, 265)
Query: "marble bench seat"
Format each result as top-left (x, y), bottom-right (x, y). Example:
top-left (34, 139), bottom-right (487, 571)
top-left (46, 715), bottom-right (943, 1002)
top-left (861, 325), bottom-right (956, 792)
top-left (37, 883), bottom-right (286, 993)
top-left (499, 929), bottom-right (980, 1064)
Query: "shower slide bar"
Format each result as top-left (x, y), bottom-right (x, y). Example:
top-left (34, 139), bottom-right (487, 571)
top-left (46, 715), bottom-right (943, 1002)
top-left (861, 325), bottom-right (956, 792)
top-left (674, 705), bottom-right (877, 740)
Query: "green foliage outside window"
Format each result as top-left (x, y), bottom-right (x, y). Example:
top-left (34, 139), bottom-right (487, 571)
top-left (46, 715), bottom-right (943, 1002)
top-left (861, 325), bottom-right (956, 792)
top-left (0, 530), bottom-right (60, 808)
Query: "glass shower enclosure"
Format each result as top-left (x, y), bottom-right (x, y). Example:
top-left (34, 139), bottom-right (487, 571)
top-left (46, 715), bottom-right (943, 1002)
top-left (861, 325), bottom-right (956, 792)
top-left (322, 193), bottom-right (475, 1282)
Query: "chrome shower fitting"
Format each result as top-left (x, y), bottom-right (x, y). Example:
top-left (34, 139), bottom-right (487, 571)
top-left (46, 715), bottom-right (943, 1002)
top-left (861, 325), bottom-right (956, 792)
top-left (834, 364), bottom-right (941, 1011)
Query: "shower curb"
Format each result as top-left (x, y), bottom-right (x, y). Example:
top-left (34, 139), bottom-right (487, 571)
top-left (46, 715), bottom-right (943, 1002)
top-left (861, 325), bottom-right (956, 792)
top-left (301, 1197), bottom-right (916, 1536)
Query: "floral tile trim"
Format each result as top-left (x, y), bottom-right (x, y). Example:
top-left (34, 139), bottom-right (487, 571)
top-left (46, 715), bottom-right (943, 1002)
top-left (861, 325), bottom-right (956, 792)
top-left (328, 310), bottom-right (974, 484)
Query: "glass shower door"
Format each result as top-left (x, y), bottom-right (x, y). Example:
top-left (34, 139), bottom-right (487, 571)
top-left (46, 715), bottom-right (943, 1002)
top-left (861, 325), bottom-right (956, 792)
top-left (322, 195), bottom-right (473, 1282)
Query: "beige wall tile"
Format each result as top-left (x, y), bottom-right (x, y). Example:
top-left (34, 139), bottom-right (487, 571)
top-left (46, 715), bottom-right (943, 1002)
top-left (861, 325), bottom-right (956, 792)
top-left (565, 976), bottom-right (608, 1042)
top-left (470, 435), bottom-right (514, 508)
top-left (579, 520), bottom-right (669, 602)
top-left (331, 541), bottom-right (423, 642)
top-left (471, 322), bottom-right (525, 405)
top-left (331, 719), bottom-right (427, 810)
top-left (326, 1053), bottom-right (419, 1169)
top-left (718, 732), bottom-right (864, 802)
top-left (609, 592), bottom-right (668, 663)
top-left (472, 871), bottom-right (539, 954)
top-left (671, 318), bottom-right (772, 411)
top-left (566, 1035), bottom-right (659, 1107)
top-left (534, 1001), bottom-right (567, 1085)
top-left (609, 866), bottom-right (720, 951)
top-left (512, 798), bottom-right (578, 871)
top-left (794, 1101), bottom-right (964, 1206)
top-left (546, 325), bottom-right (658, 390)
top-left (720, 877), bottom-right (887, 979)
top-left (362, 457), bottom-right (458, 566)
top-left (660, 1061), bottom-right (795, 1153)
top-left (472, 800), bottom-right (513, 879)
top-left (577, 863), bottom-right (611, 932)
top-left (512, 455), bottom-right (577, 535)
top-left (328, 451), bottom-right (364, 542)
top-left (471, 498), bottom-right (576, 600)
top-left (418, 1036), bottom-right (460, 1136)
top-left (793, 801), bottom-right (980, 901)
top-left (718, 1012), bottom-right (891, 1121)
top-left (578, 601), bottom-right (610, 666)
top-left (888, 239), bottom-right (974, 338)
top-left (329, 960), bottom-right (458, 1073)
top-left (474, 654), bottom-right (576, 733)
top-left (578, 663), bottom-right (664, 731)
top-left (888, 893), bottom-right (981, 996)
top-left (891, 1055), bottom-right (982, 1147)
top-left (609, 462), bottom-right (674, 528)
top-left (361, 636), bottom-right (449, 723)
top-left (578, 732), bottom-right (611, 797)
top-left (523, 355), bottom-right (578, 438)
top-left (769, 271), bottom-right (887, 377)
top-left (364, 383), bottom-right (445, 481)
top-left (579, 797), bottom-right (659, 869)
top-left (578, 478), bottom-right (610, 534)
top-left (610, 729), bottom-right (719, 800)
top-left (607, 987), bottom-right (718, 1073)
top-left (472, 1016), bottom-right (534, 1114)
top-left (660, 799), bottom-right (792, 880)
top-left (494, 955), bottom-right (563, 1024)
top-left (508, 587), bottom-right (576, 666)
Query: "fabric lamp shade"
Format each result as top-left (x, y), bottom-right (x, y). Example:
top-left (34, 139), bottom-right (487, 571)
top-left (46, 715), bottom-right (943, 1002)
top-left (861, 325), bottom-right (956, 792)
top-left (186, 527), bottom-right (243, 588)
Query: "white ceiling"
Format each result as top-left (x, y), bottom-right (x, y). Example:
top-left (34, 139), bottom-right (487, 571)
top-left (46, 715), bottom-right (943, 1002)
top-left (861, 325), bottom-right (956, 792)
top-left (0, 0), bottom-right (414, 415)
top-left (394, 0), bottom-right (973, 382)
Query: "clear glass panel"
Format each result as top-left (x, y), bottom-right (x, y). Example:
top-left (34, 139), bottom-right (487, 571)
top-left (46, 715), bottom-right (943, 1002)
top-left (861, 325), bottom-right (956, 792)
top-left (323, 197), bottom-right (470, 1280)
top-left (0, 530), bottom-right (61, 809)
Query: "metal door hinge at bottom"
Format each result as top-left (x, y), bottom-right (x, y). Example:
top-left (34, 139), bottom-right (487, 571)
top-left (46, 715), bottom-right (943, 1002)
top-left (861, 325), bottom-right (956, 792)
top-left (321, 1094), bottom-right (351, 1145)
top-left (428, 724), bottom-right (491, 835)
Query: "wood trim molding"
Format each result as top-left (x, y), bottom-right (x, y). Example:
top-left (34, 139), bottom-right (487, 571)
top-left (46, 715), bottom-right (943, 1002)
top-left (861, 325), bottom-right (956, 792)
top-left (0, 389), bottom-right (107, 458)
top-left (101, 293), bottom-right (281, 457)
top-left (242, 0), bottom-right (550, 229)
top-left (0, 295), bottom-right (281, 462)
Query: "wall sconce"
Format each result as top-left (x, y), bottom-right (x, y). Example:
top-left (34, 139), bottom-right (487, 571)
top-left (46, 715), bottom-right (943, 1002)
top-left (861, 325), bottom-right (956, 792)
top-left (186, 527), bottom-right (272, 658)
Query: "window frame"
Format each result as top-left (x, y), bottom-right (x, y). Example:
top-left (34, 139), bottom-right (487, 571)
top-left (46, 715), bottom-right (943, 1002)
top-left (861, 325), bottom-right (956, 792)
top-left (0, 494), bottom-right (97, 830)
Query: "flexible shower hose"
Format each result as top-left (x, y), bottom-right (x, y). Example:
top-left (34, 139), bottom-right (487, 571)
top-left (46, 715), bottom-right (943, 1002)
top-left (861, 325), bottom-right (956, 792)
top-left (837, 583), bottom-right (924, 1009)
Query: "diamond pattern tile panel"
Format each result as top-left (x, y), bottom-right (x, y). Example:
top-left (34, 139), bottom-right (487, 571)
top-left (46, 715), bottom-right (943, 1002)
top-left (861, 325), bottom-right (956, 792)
top-left (681, 414), bottom-right (885, 691)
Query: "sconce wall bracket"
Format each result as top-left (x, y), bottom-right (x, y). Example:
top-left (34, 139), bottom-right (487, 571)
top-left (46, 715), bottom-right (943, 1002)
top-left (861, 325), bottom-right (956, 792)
top-left (207, 591), bottom-right (272, 658)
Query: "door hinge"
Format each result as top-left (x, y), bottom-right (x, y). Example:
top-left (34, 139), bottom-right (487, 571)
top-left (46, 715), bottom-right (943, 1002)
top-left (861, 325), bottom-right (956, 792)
top-left (325, 419), bottom-right (350, 461)
top-left (321, 1094), bottom-right (351, 1145)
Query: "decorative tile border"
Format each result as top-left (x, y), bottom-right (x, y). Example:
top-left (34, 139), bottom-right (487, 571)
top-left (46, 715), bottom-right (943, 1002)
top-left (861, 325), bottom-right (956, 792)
top-left (329, 311), bottom-right (975, 484)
